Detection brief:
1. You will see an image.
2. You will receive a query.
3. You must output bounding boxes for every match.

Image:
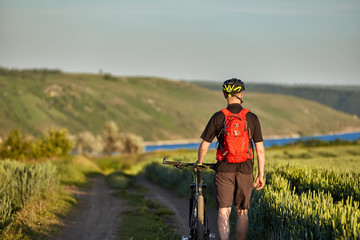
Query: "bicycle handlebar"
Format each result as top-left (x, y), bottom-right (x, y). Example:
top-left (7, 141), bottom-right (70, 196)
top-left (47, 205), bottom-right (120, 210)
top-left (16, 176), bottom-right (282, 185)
top-left (163, 158), bottom-right (216, 170)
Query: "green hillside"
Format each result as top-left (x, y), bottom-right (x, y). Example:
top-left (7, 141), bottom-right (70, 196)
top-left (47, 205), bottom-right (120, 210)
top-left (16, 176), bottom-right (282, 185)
top-left (0, 69), bottom-right (359, 141)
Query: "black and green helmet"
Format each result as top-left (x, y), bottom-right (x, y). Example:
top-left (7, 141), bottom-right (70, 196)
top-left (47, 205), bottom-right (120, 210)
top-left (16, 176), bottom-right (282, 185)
top-left (222, 78), bottom-right (245, 98)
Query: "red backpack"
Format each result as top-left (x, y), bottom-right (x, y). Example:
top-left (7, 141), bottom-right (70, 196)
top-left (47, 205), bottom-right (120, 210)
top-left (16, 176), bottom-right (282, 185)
top-left (216, 108), bottom-right (253, 163)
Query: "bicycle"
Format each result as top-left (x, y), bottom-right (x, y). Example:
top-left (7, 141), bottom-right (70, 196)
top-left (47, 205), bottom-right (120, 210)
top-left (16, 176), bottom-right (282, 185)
top-left (163, 158), bottom-right (216, 240)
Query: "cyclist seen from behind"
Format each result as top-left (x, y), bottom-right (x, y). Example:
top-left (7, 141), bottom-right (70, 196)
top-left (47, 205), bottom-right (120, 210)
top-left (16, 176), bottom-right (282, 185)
top-left (196, 78), bottom-right (265, 240)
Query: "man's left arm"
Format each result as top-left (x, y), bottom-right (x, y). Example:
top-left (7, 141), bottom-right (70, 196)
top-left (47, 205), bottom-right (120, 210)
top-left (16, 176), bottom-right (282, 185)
top-left (254, 141), bottom-right (265, 190)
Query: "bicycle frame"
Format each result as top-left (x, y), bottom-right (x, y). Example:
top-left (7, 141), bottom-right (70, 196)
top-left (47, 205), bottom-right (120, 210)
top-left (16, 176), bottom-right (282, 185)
top-left (163, 158), bottom-right (215, 240)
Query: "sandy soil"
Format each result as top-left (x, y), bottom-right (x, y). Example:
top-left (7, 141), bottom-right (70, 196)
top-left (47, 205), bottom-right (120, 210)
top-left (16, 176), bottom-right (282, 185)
top-left (54, 176), bottom-right (125, 240)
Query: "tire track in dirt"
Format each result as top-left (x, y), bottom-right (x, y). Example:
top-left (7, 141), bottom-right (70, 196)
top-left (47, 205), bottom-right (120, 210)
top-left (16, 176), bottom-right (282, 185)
top-left (135, 174), bottom-right (219, 239)
top-left (55, 176), bottom-right (125, 240)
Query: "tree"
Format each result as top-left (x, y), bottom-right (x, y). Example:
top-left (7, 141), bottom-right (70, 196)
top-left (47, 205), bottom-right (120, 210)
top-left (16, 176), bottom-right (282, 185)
top-left (75, 131), bottom-right (104, 156)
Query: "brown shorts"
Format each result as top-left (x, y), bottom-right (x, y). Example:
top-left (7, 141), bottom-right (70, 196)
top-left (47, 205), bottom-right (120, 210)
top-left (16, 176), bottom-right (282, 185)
top-left (215, 171), bottom-right (254, 210)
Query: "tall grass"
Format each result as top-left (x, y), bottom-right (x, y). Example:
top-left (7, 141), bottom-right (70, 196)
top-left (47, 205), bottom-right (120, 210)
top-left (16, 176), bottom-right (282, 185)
top-left (249, 174), bottom-right (360, 240)
top-left (0, 155), bottom-right (105, 239)
top-left (270, 165), bottom-right (360, 202)
top-left (0, 194), bottom-right (12, 229)
top-left (0, 160), bottom-right (58, 230)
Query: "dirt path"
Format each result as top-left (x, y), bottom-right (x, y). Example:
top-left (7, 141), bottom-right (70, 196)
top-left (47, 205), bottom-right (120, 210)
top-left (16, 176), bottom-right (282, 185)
top-left (55, 174), bottom-right (219, 240)
top-left (55, 176), bottom-right (125, 240)
top-left (135, 174), bottom-right (220, 239)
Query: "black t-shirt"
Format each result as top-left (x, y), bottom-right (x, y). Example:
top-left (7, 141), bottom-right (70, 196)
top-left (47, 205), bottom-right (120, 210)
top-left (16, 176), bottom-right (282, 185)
top-left (200, 103), bottom-right (263, 174)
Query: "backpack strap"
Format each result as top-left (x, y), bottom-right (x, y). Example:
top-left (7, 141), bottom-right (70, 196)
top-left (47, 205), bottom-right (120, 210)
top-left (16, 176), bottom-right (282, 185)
top-left (239, 108), bottom-right (250, 132)
top-left (220, 108), bottom-right (232, 118)
top-left (221, 108), bottom-right (249, 120)
top-left (239, 108), bottom-right (250, 119)
top-left (217, 109), bottom-right (230, 155)
top-left (240, 108), bottom-right (254, 165)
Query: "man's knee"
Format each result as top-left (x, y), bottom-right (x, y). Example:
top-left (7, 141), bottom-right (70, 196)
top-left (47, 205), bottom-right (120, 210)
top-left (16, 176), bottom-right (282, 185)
top-left (218, 207), bottom-right (231, 219)
top-left (235, 208), bottom-right (248, 216)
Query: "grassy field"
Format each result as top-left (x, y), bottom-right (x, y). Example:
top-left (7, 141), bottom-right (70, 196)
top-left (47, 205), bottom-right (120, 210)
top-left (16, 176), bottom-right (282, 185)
top-left (1, 69), bottom-right (360, 141)
top-left (142, 143), bottom-right (360, 240)
top-left (1, 141), bottom-right (359, 239)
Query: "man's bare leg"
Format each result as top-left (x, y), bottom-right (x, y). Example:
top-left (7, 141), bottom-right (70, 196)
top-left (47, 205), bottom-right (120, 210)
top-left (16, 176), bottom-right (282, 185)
top-left (236, 208), bottom-right (249, 240)
top-left (218, 207), bottom-right (231, 240)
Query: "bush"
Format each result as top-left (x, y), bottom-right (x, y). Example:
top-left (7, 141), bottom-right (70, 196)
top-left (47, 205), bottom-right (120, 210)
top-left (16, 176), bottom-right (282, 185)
top-left (0, 130), bottom-right (29, 159)
top-left (0, 128), bottom-right (73, 160)
top-left (122, 133), bottom-right (144, 154)
top-left (40, 128), bottom-right (73, 157)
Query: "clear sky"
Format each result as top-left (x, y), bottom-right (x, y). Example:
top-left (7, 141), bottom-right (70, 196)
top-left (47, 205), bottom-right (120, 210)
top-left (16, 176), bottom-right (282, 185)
top-left (1, 0), bottom-right (359, 85)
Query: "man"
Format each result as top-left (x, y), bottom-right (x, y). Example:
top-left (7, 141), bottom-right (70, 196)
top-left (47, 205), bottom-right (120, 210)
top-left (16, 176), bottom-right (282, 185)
top-left (197, 78), bottom-right (265, 240)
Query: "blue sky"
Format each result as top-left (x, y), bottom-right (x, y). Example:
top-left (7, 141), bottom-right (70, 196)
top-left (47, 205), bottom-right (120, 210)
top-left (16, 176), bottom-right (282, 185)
top-left (1, 0), bottom-right (359, 85)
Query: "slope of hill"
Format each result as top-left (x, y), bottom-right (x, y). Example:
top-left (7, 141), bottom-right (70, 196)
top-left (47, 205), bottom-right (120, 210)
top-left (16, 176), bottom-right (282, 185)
top-left (191, 81), bottom-right (360, 117)
top-left (0, 69), bottom-right (359, 141)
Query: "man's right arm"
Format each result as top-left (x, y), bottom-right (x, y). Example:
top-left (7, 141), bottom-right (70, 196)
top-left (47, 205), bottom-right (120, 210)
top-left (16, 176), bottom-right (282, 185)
top-left (197, 140), bottom-right (211, 164)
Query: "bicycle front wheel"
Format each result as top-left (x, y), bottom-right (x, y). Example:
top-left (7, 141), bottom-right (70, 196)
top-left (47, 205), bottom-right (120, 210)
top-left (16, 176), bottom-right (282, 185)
top-left (196, 195), bottom-right (205, 239)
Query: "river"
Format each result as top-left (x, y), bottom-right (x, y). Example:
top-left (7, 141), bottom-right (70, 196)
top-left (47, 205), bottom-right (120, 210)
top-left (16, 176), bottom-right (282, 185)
top-left (144, 131), bottom-right (360, 152)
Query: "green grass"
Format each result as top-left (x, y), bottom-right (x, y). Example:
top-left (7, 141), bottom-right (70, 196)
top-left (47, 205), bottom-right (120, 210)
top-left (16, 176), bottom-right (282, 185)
top-left (1, 69), bottom-right (360, 141)
top-left (265, 144), bottom-right (360, 171)
top-left (54, 155), bottom-right (103, 187)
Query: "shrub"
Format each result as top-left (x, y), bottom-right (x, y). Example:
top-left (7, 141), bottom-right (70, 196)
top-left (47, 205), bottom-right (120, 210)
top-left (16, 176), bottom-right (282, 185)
top-left (40, 128), bottom-right (73, 157)
top-left (122, 133), bottom-right (144, 154)
top-left (0, 130), bottom-right (29, 159)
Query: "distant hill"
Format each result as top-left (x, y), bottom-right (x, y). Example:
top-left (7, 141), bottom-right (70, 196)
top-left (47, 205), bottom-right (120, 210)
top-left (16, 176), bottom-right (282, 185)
top-left (0, 68), bottom-right (359, 141)
top-left (191, 81), bottom-right (360, 117)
